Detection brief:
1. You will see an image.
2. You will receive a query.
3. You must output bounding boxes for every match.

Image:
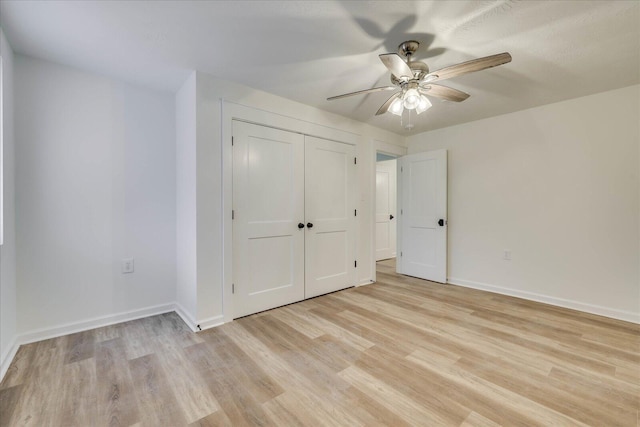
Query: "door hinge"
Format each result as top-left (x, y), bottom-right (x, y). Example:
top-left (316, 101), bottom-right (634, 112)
top-left (401, 209), bottom-right (403, 215)
top-left (401, 166), bottom-right (403, 173)
top-left (231, 136), bottom-right (234, 146)
top-left (232, 283), bottom-right (235, 294)
top-left (354, 209), bottom-right (357, 216)
top-left (232, 210), bottom-right (235, 219)
top-left (400, 252), bottom-right (403, 257)
top-left (354, 157), bottom-right (357, 164)
top-left (354, 260), bottom-right (357, 268)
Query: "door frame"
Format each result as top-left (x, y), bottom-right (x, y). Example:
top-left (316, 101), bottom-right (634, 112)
top-left (370, 140), bottom-right (407, 283)
top-left (375, 158), bottom-right (397, 262)
top-left (222, 100), bottom-right (359, 322)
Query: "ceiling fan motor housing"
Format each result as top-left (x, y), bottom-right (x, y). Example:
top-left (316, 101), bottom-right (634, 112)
top-left (390, 61), bottom-right (429, 86)
top-left (391, 40), bottom-right (429, 85)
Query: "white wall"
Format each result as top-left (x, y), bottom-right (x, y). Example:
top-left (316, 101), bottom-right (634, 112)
top-left (175, 72), bottom-right (197, 325)
top-left (174, 71), bottom-right (405, 325)
top-left (407, 85), bottom-right (640, 322)
top-left (15, 55), bottom-right (177, 335)
top-left (0, 28), bottom-right (17, 378)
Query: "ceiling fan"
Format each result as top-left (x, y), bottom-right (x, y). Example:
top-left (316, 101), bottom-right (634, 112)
top-left (327, 40), bottom-right (512, 117)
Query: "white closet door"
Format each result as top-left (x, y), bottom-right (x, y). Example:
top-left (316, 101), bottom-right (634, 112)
top-left (304, 136), bottom-right (356, 298)
top-left (232, 121), bottom-right (305, 318)
top-left (398, 149), bottom-right (447, 283)
top-left (375, 159), bottom-right (397, 261)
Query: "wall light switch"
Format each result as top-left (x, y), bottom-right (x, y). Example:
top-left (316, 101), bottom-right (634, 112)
top-left (122, 258), bottom-right (134, 273)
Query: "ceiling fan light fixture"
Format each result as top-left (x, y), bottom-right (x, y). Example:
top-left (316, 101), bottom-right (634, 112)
top-left (415, 95), bottom-right (432, 114)
top-left (389, 97), bottom-right (404, 116)
top-left (403, 88), bottom-right (421, 109)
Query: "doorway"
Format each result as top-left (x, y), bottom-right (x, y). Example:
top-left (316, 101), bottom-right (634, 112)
top-left (375, 153), bottom-right (397, 262)
top-left (371, 143), bottom-right (448, 285)
top-left (371, 141), bottom-right (406, 283)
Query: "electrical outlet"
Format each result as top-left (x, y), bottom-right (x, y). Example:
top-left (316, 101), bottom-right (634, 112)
top-left (503, 250), bottom-right (511, 261)
top-left (122, 258), bottom-right (134, 274)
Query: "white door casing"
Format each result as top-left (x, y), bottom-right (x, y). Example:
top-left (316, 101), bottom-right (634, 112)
top-left (232, 121), bottom-right (305, 318)
top-left (370, 141), bottom-right (407, 283)
top-left (375, 159), bottom-right (397, 261)
top-left (304, 136), bottom-right (356, 298)
top-left (398, 150), bottom-right (447, 283)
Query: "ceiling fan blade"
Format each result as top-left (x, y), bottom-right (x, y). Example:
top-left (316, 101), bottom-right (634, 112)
top-left (327, 86), bottom-right (396, 101)
top-left (419, 84), bottom-right (470, 102)
top-left (425, 52), bottom-right (512, 83)
top-left (379, 53), bottom-right (414, 79)
top-left (376, 92), bottom-right (401, 116)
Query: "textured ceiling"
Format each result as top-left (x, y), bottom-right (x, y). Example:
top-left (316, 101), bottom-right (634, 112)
top-left (1, 0), bottom-right (639, 135)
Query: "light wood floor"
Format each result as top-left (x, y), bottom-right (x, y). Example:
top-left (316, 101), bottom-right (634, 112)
top-left (2, 259), bottom-right (639, 426)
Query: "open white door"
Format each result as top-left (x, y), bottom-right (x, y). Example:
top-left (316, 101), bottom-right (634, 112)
top-left (304, 136), bottom-right (356, 298)
top-left (375, 159), bottom-right (397, 261)
top-left (232, 121), bottom-right (305, 318)
top-left (397, 150), bottom-right (447, 283)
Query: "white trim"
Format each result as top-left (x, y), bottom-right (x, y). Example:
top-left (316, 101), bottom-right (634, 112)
top-left (222, 101), bottom-right (364, 322)
top-left (0, 336), bottom-right (18, 382)
top-left (356, 279), bottom-right (375, 287)
top-left (370, 140), bottom-right (407, 284)
top-left (222, 100), bottom-right (360, 145)
top-left (17, 303), bottom-right (175, 346)
top-left (448, 277), bottom-right (640, 324)
top-left (195, 315), bottom-right (225, 331)
top-left (1, 303), bottom-right (176, 382)
top-left (1, 56), bottom-right (4, 246)
top-left (0, 303), bottom-right (229, 382)
top-left (174, 302), bottom-right (198, 332)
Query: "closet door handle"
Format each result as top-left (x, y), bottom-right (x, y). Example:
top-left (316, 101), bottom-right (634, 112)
top-left (307, 222), bottom-right (314, 228)
top-left (390, 214), bottom-right (394, 220)
top-left (298, 223), bottom-right (305, 229)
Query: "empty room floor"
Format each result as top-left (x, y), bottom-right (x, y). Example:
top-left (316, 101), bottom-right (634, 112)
top-left (1, 261), bottom-right (638, 426)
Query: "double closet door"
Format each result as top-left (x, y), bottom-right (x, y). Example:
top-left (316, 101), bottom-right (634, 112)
top-left (232, 121), bottom-right (356, 318)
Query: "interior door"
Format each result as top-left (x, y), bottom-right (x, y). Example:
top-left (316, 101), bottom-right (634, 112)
top-left (375, 159), bottom-right (397, 261)
top-left (305, 136), bottom-right (356, 298)
top-left (232, 121), bottom-right (305, 318)
top-left (398, 150), bottom-right (447, 283)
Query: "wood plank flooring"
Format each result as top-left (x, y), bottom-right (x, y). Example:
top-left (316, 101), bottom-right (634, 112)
top-left (1, 258), bottom-right (639, 426)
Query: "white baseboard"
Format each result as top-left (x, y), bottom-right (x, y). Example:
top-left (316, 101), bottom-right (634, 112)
top-left (0, 302), bottom-right (229, 383)
top-left (195, 315), bottom-right (225, 331)
top-left (174, 302), bottom-right (198, 332)
top-left (448, 277), bottom-right (640, 324)
top-left (356, 279), bottom-right (375, 287)
top-left (0, 337), bottom-right (19, 382)
top-left (173, 303), bottom-right (225, 332)
top-left (17, 303), bottom-right (176, 346)
top-left (1, 303), bottom-right (175, 382)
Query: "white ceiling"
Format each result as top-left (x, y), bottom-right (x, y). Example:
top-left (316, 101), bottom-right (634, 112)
top-left (1, 0), bottom-right (639, 135)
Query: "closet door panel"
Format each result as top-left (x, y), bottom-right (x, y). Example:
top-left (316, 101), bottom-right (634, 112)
top-left (305, 136), bottom-right (356, 298)
top-left (232, 121), bottom-right (305, 318)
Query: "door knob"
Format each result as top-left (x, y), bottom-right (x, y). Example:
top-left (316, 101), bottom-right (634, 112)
top-left (298, 223), bottom-right (305, 229)
top-left (390, 214), bottom-right (394, 220)
top-left (307, 222), bottom-right (314, 228)
top-left (438, 219), bottom-right (445, 226)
